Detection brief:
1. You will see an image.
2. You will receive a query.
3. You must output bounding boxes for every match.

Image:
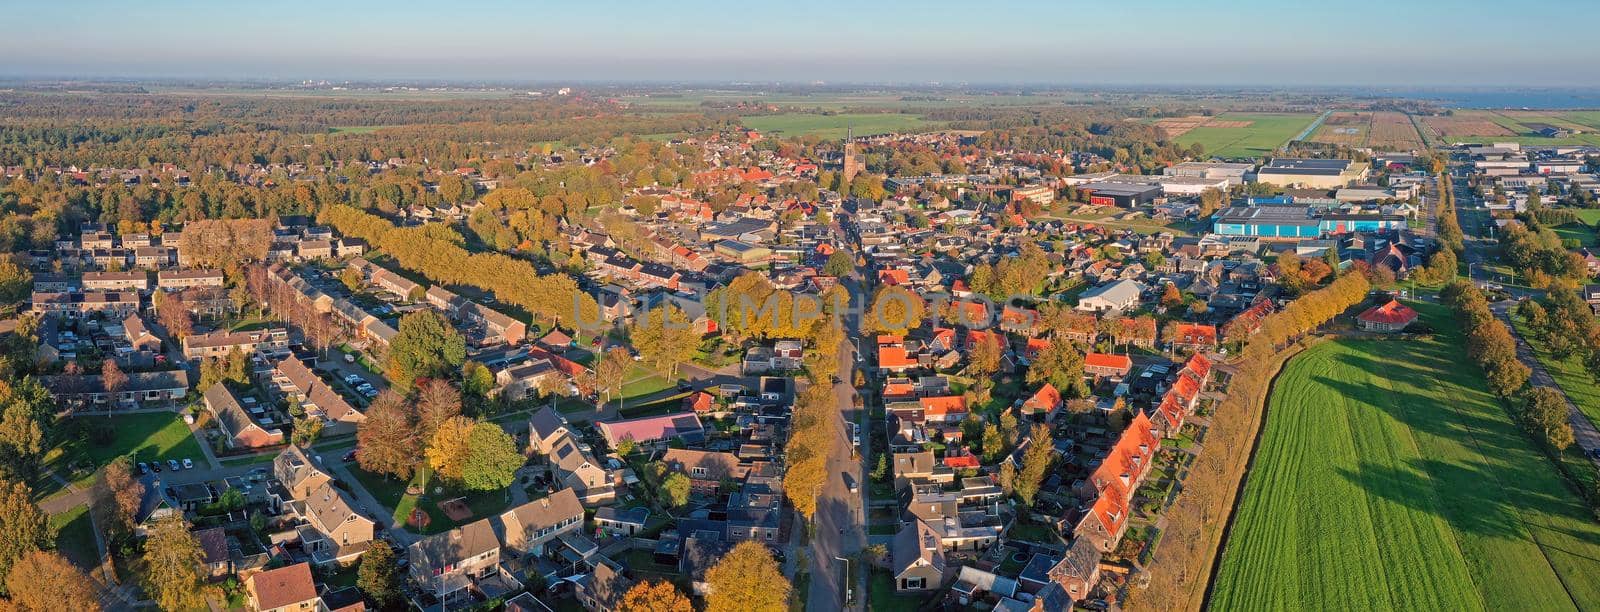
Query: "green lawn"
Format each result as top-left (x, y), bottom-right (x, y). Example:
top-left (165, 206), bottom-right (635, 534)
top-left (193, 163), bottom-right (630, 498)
top-left (43, 412), bottom-right (205, 494)
top-left (1553, 222), bottom-right (1596, 247)
top-left (740, 113), bottom-right (935, 139)
top-left (1511, 313), bottom-right (1600, 442)
top-left (348, 465), bottom-right (511, 535)
top-left (51, 504), bottom-right (99, 569)
top-left (1211, 302), bottom-right (1600, 611)
top-left (1176, 112), bottom-right (1321, 159)
top-left (867, 570), bottom-right (922, 612)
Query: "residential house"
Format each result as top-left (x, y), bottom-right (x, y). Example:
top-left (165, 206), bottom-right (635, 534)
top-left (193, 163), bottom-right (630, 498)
top-left (495, 488), bottom-right (585, 557)
top-left (204, 383), bottom-right (284, 449)
top-left (408, 518), bottom-right (518, 607)
top-left (661, 448), bottom-right (748, 493)
top-left (246, 562), bottom-right (325, 612)
top-left (596, 412), bottom-right (706, 449)
top-left (1082, 353), bottom-right (1132, 379)
top-left (268, 357), bottom-right (364, 430)
top-left (182, 327), bottom-right (290, 360)
top-left (1076, 280), bottom-right (1142, 313)
top-left (39, 370), bottom-right (191, 410)
top-left (892, 519), bottom-right (947, 592)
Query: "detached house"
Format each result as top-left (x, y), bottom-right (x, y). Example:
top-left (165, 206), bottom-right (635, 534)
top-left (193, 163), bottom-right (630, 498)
top-left (495, 488), bottom-right (585, 558)
top-left (204, 383), bottom-right (283, 449)
top-left (408, 518), bottom-right (520, 607)
top-left (269, 446), bottom-right (375, 565)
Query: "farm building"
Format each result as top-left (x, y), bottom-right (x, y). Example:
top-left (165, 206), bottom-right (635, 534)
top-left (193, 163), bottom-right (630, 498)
top-left (1356, 299), bottom-right (1417, 333)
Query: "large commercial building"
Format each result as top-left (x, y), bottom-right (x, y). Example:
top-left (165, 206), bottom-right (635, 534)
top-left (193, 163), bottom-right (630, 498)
top-left (1254, 158), bottom-right (1369, 189)
top-left (1212, 205), bottom-right (1405, 238)
top-left (1080, 183), bottom-right (1161, 207)
top-left (1163, 161), bottom-right (1255, 186)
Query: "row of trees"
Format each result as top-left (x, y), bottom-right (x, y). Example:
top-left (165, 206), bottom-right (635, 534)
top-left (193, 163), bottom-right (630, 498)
top-left (321, 205), bottom-right (599, 329)
top-left (1517, 287), bottom-right (1600, 372)
top-left (1501, 217), bottom-right (1589, 288)
top-left (1442, 280), bottom-right (1531, 399)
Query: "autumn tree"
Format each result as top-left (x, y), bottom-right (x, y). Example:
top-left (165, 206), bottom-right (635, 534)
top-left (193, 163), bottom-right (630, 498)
top-left (142, 515), bottom-right (210, 611)
top-left (461, 422), bottom-right (524, 491)
top-left (594, 347), bottom-right (631, 407)
top-left (0, 378), bottom-right (54, 479)
top-left (1015, 423), bottom-right (1054, 506)
top-left (1026, 340), bottom-right (1088, 399)
top-left (981, 423), bottom-right (1005, 462)
top-left (967, 332), bottom-right (1002, 377)
top-left (5, 550), bottom-right (99, 612)
top-left (1522, 387), bottom-right (1575, 451)
top-left (357, 540), bottom-right (402, 609)
top-left (426, 416), bottom-right (476, 482)
top-left (92, 456), bottom-right (144, 537)
top-left (414, 379), bottom-right (463, 444)
top-left (705, 540), bottom-right (791, 612)
top-left (385, 310), bottom-right (466, 389)
top-left (868, 285), bottom-right (925, 335)
top-left (356, 392), bottom-right (416, 479)
top-left (632, 305), bottom-right (700, 379)
top-left (0, 480), bottom-right (49, 595)
top-left (620, 579), bottom-right (694, 612)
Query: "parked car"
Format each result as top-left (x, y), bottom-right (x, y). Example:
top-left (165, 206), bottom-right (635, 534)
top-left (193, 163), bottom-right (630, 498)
top-left (151, 462), bottom-right (162, 473)
top-left (344, 353), bottom-right (357, 364)
top-left (343, 449), bottom-right (358, 462)
top-left (136, 462), bottom-right (149, 475)
top-left (167, 459), bottom-right (181, 471)
top-left (182, 458), bottom-right (194, 470)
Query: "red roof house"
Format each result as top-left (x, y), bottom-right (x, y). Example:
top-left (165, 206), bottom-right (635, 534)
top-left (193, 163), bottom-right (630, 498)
top-left (1357, 299), bottom-right (1418, 332)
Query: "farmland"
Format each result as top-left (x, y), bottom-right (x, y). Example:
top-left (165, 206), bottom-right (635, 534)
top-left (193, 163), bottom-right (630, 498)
top-left (1310, 111), bottom-right (1425, 150)
top-left (1420, 110), bottom-right (1600, 145)
top-left (1173, 112), bottom-right (1320, 159)
top-left (739, 112), bottom-right (936, 139)
top-left (1210, 302), bottom-right (1600, 612)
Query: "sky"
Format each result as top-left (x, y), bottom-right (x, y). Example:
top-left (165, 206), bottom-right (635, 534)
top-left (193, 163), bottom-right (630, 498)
top-left (4, 0), bottom-right (1600, 87)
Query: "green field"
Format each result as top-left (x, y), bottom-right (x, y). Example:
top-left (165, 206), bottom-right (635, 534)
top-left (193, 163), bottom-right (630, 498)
top-left (42, 412), bottom-right (205, 495)
top-left (1211, 302), bottom-right (1600, 611)
top-left (1175, 112), bottom-right (1320, 159)
top-left (740, 113), bottom-right (936, 139)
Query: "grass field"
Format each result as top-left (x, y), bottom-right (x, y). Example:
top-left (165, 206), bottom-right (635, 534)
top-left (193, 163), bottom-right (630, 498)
top-left (41, 412), bottom-right (205, 495)
top-left (740, 113), bottom-right (934, 139)
top-left (1211, 302), bottom-right (1600, 611)
top-left (51, 504), bottom-right (99, 570)
top-left (1511, 312), bottom-right (1600, 439)
top-left (1175, 112), bottom-right (1319, 159)
top-left (349, 465), bottom-right (510, 535)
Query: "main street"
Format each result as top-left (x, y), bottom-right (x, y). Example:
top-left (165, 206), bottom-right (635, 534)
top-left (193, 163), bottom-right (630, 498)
top-left (806, 213), bottom-right (872, 610)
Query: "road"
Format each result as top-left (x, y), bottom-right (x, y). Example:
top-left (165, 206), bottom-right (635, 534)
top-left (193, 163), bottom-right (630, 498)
top-left (806, 214), bottom-right (871, 610)
top-left (1451, 164), bottom-right (1600, 468)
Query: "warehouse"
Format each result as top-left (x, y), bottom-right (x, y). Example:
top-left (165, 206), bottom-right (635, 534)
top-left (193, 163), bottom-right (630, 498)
top-left (1081, 183), bottom-right (1161, 207)
top-left (1163, 161), bottom-right (1255, 186)
top-left (1254, 158), bottom-right (1369, 189)
top-left (1212, 206), bottom-right (1405, 238)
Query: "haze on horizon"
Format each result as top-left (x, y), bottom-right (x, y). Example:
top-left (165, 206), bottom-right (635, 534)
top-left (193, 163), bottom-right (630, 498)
top-left (5, 0), bottom-right (1600, 87)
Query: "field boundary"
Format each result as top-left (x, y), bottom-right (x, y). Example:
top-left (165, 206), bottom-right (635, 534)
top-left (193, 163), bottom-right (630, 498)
top-left (1195, 338), bottom-right (1317, 611)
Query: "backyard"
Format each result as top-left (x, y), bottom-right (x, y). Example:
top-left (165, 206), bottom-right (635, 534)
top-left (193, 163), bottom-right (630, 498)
top-left (348, 465), bottom-right (512, 535)
top-left (1210, 302), bottom-right (1600, 611)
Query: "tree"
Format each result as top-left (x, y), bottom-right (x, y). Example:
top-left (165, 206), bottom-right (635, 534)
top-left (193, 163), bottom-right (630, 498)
top-left (0, 378), bottom-right (53, 478)
top-left (632, 306), bottom-right (700, 379)
top-left (661, 472), bottom-right (691, 509)
top-left (1160, 283), bottom-right (1184, 309)
top-left (1523, 387), bottom-right (1575, 450)
top-left (461, 422), bottom-right (524, 491)
top-left (461, 361), bottom-right (495, 400)
top-left (101, 358), bottom-right (128, 400)
top-left (967, 332), bottom-right (1002, 377)
top-left (1026, 340), bottom-right (1088, 399)
top-left (705, 540), bottom-right (791, 612)
top-left (291, 417), bottom-right (324, 447)
top-left (620, 580), bottom-right (694, 612)
top-left (426, 416), bottom-right (476, 482)
top-left (981, 423), bottom-right (1005, 463)
top-left (999, 461), bottom-right (1016, 495)
top-left (868, 285), bottom-right (925, 335)
top-left (92, 457), bottom-right (144, 537)
top-left (1015, 423), bottom-right (1054, 506)
top-left (340, 266), bottom-right (365, 293)
top-left (414, 379), bottom-right (463, 444)
top-left (356, 392), bottom-right (416, 479)
top-left (384, 310), bottom-right (466, 389)
top-left (594, 347), bottom-right (631, 407)
top-left (357, 540), bottom-right (402, 609)
top-left (142, 515), bottom-right (210, 611)
top-left (822, 250), bottom-right (855, 277)
top-left (5, 550), bottom-right (99, 612)
top-left (0, 480), bottom-right (48, 595)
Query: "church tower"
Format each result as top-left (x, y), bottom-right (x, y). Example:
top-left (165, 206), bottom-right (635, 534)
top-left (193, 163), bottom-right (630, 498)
top-left (841, 125), bottom-right (863, 185)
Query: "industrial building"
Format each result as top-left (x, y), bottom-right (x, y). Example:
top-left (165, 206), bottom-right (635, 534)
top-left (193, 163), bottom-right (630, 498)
top-left (1254, 158), bottom-right (1369, 189)
top-left (1163, 161), bottom-right (1255, 186)
top-left (1212, 205), bottom-right (1405, 238)
top-left (1080, 183), bottom-right (1161, 207)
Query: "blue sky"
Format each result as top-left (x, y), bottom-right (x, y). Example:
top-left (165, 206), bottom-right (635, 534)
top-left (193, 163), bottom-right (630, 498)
top-left (3, 0), bottom-right (1598, 86)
